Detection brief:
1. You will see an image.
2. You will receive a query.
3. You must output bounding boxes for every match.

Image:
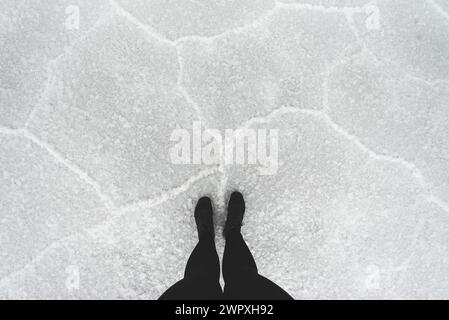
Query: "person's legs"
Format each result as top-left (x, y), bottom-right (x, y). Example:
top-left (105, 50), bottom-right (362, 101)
top-left (159, 235), bottom-right (222, 300)
top-left (184, 233), bottom-right (220, 280)
top-left (223, 229), bottom-right (293, 300)
top-left (159, 197), bottom-right (222, 300)
top-left (223, 229), bottom-right (257, 280)
top-left (222, 192), bottom-right (293, 300)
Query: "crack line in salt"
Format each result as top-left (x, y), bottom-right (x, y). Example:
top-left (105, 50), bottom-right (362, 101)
top-left (110, 0), bottom-right (175, 46)
top-left (117, 166), bottom-right (219, 213)
top-left (427, 0), bottom-right (449, 22)
top-left (23, 12), bottom-right (114, 129)
top-left (112, 0), bottom-right (366, 47)
top-left (0, 166), bottom-right (218, 286)
top-left (174, 47), bottom-right (229, 209)
top-left (0, 127), bottom-right (115, 210)
top-left (237, 106), bottom-right (449, 214)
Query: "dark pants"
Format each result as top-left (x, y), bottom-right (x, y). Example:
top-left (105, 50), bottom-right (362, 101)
top-left (159, 230), bottom-right (293, 300)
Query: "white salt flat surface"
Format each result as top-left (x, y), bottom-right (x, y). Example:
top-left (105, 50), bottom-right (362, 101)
top-left (1, 0), bottom-right (449, 299)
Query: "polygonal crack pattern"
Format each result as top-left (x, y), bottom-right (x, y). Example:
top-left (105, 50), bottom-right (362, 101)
top-left (1, 0), bottom-right (449, 299)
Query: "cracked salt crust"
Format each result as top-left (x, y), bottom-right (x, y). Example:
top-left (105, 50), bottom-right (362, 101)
top-left (1, 0), bottom-right (449, 299)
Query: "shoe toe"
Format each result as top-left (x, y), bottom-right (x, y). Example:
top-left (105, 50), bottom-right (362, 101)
top-left (196, 196), bottom-right (212, 211)
top-left (195, 197), bottom-right (214, 222)
top-left (229, 191), bottom-right (245, 211)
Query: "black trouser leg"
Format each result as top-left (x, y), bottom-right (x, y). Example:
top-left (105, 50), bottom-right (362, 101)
top-left (159, 235), bottom-right (222, 300)
top-left (223, 230), bottom-right (294, 300)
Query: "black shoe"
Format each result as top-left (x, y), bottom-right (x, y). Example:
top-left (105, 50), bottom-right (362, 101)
top-left (195, 197), bottom-right (214, 239)
top-left (223, 191), bottom-right (245, 237)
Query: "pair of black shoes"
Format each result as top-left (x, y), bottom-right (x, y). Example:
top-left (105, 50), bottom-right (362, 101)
top-left (195, 191), bottom-right (245, 239)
